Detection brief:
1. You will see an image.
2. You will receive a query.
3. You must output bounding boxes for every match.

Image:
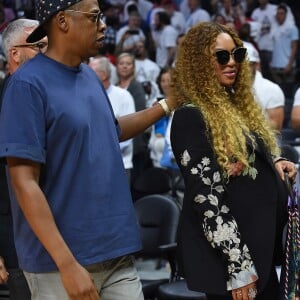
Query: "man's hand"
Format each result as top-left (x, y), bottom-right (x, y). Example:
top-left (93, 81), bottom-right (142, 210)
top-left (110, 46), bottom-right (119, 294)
top-left (0, 256), bottom-right (8, 284)
top-left (60, 261), bottom-right (100, 300)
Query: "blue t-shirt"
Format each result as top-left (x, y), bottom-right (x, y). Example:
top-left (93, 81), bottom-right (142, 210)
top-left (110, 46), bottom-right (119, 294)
top-left (0, 54), bottom-right (141, 272)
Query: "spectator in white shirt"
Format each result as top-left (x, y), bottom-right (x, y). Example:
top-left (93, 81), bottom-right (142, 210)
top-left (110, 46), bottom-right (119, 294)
top-left (133, 40), bottom-right (160, 83)
top-left (185, 0), bottom-right (210, 33)
top-left (89, 57), bottom-right (136, 181)
top-left (152, 11), bottom-right (178, 68)
top-left (270, 3), bottom-right (298, 99)
top-left (133, 40), bottom-right (160, 107)
top-left (161, 0), bottom-right (186, 35)
top-left (115, 11), bottom-right (146, 55)
top-left (250, 0), bottom-right (277, 80)
top-left (122, 0), bottom-right (153, 23)
top-left (244, 41), bottom-right (285, 130)
top-left (290, 88), bottom-right (300, 131)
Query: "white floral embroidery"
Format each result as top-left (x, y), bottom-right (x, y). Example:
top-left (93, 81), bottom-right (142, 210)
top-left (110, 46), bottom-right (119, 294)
top-left (180, 150), bottom-right (191, 166)
top-left (194, 194), bottom-right (206, 203)
top-left (180, 150), bottom-right (258, 290)
top-left (242, 153), bottom-right (258, 180)
top-left (191, 167), bottom-right (198, 175)
top-left (204, 210), bottom-right (215, 218)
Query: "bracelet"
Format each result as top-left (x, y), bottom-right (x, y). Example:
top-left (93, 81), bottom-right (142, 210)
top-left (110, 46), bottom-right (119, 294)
top-left (158, 98), bottom-right (171, 116)
top-left (273, 156), bottom-right (289, 164)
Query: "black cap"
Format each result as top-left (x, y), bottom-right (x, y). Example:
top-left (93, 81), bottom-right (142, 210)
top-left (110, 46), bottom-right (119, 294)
top-left (26, 0), bottom-right (83, 43)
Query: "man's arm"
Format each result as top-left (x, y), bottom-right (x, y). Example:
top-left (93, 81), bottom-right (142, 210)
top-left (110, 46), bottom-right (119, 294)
top-left (266, 106), bottom-right (284, 130)
top-left (118, 98), bottom-right (176, 141)
top-left (291, 106), bottom-right (300, 131)
top-left (0, 256), bottom-right (8, 284)
top-left (6, 158), bottom-right (99, 300)
top-left (285, 40), bottom-right (298, 73)
top-left (166, 46), bottom-right (176, 67)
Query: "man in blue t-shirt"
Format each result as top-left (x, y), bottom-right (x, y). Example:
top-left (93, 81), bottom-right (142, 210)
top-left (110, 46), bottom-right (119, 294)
top-left (0, 1), bottom-right (177, 300)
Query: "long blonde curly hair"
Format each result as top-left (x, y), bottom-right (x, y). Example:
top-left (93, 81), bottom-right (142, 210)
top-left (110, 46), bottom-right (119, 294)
top-left (171, 22), bottom-right (280, 173)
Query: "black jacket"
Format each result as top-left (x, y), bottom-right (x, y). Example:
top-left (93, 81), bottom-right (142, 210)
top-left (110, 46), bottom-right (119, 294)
top-left (171, 106), bottom-right (287, 295)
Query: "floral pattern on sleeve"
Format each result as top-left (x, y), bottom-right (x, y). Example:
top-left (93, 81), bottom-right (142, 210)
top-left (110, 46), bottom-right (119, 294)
top-left (180, 150), bottom-right (258, 290)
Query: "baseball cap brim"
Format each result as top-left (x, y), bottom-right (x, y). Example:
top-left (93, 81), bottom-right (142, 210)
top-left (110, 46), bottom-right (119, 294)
top-left (26, 0), bottom-right (83, 43)
top-left (26, 24), bottom-right (47, 43)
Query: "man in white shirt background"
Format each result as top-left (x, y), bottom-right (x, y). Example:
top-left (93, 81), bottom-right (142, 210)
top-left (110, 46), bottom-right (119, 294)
top-left (290, 88), bottom-right (300, 131)
top-left (152, 11), bottom-right (178, 68)
top-left (270, 3), bottom-right (298, 100)
top-left (89, 57), bottom-right (136, 181)
top-left (245, 42), bottom-right (285, 130)
top-left (185, 0), bottom-right (210, 33)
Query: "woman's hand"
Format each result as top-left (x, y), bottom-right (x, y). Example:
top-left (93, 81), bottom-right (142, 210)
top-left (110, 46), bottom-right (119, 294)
top-left (274, 159), bottom-right (297, 182)
top-left (227, 161), bottom-right (245, 177)
top-left (0, 256), bottom-right (9, 284)
top-left (232, 281), bottom-right (258, 300)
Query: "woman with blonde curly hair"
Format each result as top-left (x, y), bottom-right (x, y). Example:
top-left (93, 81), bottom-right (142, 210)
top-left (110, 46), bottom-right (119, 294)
top-left (170, 22), bottom-right (297, 300)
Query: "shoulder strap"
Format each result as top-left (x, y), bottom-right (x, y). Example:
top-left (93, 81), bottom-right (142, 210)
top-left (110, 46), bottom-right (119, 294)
top-left (284, 172), bottom-right (295, 202)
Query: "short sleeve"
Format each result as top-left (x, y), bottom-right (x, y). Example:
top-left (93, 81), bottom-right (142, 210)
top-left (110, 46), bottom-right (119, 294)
top-left (0, 79), bottom-right (46, 163)
top-left (293, 88), bottom-right (300, 107)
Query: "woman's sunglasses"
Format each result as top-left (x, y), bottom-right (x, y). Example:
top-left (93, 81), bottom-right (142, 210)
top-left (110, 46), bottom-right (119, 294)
top-left (214, 47), bottom-right (247, 65)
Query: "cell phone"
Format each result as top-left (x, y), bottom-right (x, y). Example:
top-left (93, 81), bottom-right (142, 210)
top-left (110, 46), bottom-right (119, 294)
top-left (127, 29), bottom-right (139, 35)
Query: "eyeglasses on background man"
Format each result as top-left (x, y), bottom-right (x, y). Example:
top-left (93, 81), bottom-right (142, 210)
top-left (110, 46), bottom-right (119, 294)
top-left (13, 41), bottom-right (48, 53)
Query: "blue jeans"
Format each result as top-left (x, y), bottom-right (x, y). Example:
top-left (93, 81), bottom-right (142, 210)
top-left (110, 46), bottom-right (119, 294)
top-left (24, 255), bottom-right (144, 300)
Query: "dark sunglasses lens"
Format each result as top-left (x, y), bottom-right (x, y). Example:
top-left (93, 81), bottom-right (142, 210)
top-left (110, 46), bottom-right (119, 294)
top-left (215, 50), bottom-right (230, 65)
top-left (233, 48), bottom-right (246, 63)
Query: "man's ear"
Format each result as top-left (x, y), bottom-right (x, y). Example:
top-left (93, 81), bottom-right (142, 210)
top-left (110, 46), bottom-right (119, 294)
top-left (10, 48), bottom-right (21, 65)
top-left (55, 11), bottom-right (69, 33)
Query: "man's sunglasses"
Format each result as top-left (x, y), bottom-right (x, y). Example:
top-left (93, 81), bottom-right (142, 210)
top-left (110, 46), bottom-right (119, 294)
top-left (214, 47), bottom-right (247, 65)
top-left (65, 9), bottom-right (104, 25)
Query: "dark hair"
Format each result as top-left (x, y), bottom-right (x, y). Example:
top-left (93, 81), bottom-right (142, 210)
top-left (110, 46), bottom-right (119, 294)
top-left (127, 4), bottom-right (138, 14)
top-left (156, 11), bottom-right (171, 25)
top-left (213, 13), bottom-right (226, 23)
top-left (156, 67), bottom-right (172, 94)
top-left (238, 23), bottom-right (251, 41)
top-left (277, 3), bottom-right (288, 13)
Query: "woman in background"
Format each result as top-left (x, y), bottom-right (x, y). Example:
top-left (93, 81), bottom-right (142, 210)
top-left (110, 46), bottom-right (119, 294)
top-left (148, 67), bottom-right (173, 168)
top-left (116, 52), bottom-right (150, 183)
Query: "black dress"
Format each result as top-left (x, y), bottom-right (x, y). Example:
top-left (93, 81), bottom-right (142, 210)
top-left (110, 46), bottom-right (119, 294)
top-left (170, 106), bottom-right (287, 297)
